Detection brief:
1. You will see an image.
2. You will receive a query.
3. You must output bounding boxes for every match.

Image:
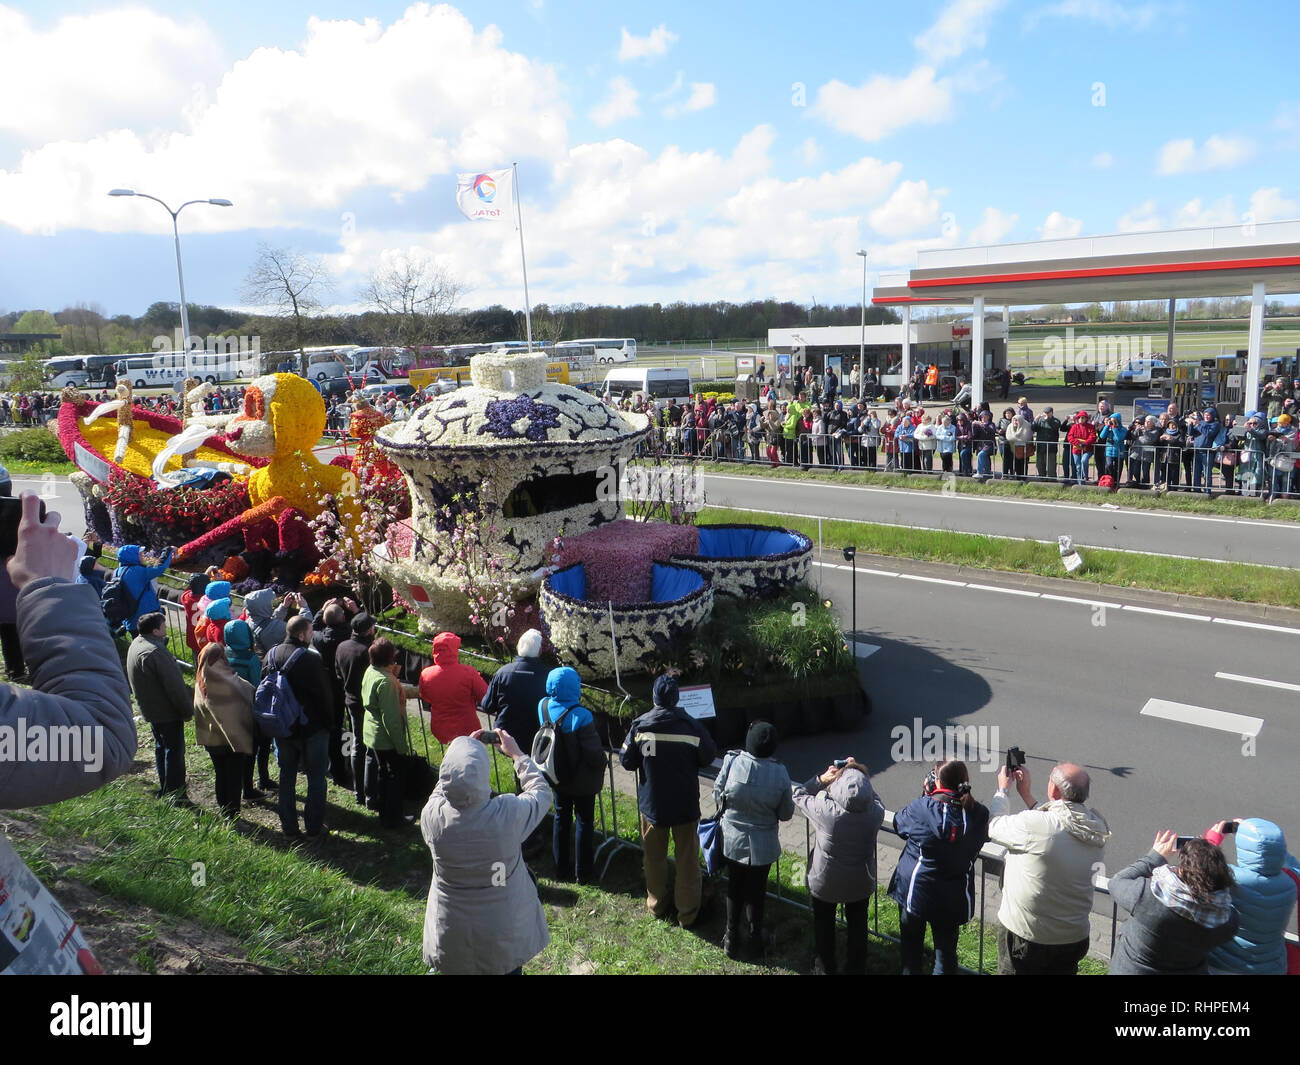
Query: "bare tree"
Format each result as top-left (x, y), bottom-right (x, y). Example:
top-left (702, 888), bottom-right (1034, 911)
top-left (243, 244), bottom-right (333, 376)
top-left (364, 252), bottom-right (462, 346)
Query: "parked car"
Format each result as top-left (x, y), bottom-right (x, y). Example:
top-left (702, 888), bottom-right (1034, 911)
top-left (1114, 358), bottom-right (1170, 389)
top-left (360, 382), bottom-right (419, 402)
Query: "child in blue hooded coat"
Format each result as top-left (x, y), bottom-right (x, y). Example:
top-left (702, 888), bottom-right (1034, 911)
top-left (536, 667), bottom-right (605, 883)
top-left (225, 618), bottom-right (272, 795)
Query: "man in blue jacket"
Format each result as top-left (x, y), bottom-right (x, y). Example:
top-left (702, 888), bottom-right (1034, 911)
top-left (114, 544), bottom-right (172, 635)
top-left (619, 675), bottom-right (716, 927)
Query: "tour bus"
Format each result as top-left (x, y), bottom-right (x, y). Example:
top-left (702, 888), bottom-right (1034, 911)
top-left (44, 354), bottom-right (123, 388)
top-left (303, 346), bottom-right (362, 382)
top-left (601, 366), bottom-right (691, 405)
top-left (558, 338), bottom-right (637, 365)
top-left (350, 346), bottom-right (415, 380)
top-left (115, 350), bottom-right (251, 389)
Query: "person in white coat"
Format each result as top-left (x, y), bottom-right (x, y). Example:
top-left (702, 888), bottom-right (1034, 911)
top-left (421, 729), bottom-right (551, 974)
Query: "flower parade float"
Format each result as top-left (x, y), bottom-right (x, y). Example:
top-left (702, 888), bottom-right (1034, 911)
top-left (59, 374), bottom-right (362, 576)
top-left (371, 350), bottom-right (867, 744)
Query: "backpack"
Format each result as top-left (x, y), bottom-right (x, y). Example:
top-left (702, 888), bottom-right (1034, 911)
top-left (101, 571), bottom-right (141, 628)
top-left (1098, 474), bottom-right (1116, 491)
top-left (531, 703), bottom-right (579, 787)
top-left (252, 646), bottom-right (309, 738)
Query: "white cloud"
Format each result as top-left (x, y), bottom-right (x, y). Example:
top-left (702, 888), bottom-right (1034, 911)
top-left (653, 71), bottom-right (685, 100)
top-left (1038, 211), bottom-right (1083, 239)
top-left (590, 77), bottom-right (639, 127)
top-left (1249, 187), bottom-right (1299, 222)
top-left (618, 24), bottom-right (677, 61)
top-left (664, 81), bottom-right (716, 118)
top-left (1157, 134), bottom-right (1253, 174)
top-left (682, 82), bottom-right (716, 112)
top-left (799, 138), bottom-right (822, 166)
top-left (0, 6), bottom-right (227, 142)
top-left (968, 206), bottom-right (1018, 244)
top-left (1117, 199), bottom-right (1163, 232)
top-left (1025, 1), bottom-right (1167, 31)
top-left (810, 67), bottom-right (953, 142)
top-left (868, 179), bottom-right (944, 238)
top-left (0, 6), bottom-right (569, 236)
top-left (915, 0), bottom-right (1005, 63)
top-left (1090, 151), bottom-right (1113, 168)
top-left (1175, 195), bottom-right (1237, 227)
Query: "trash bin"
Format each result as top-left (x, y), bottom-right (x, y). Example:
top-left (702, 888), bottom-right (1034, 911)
top-left (734, 374), bottom-right (758, 401)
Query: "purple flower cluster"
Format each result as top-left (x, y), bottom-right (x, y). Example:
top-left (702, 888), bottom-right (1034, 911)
top-left (477, 394), bottom-right (562, 442)
top-left (556, 519), bottom-right (699, 603)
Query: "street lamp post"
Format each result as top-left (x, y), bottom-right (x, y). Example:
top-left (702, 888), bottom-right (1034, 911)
top-left (108, 189), bottom-right (232, 381)
top-left (856, 250), bottom-right (868, 401)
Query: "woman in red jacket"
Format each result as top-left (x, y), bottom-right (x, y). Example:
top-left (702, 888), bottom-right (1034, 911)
top-left (1066, 410), bottom-right (1098, 484)
top-left (418, 632), bottom-right (488, 744)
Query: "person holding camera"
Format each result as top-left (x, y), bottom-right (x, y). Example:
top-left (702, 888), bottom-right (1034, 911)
top-left (888, 760), bottom-right (990, 974)
top-left (990, 761), bottom-right (1110, 975)
top-left (793, 758), bottom-right (885, 975)
top-left (0, 494), bottom-right (137, 973)
top-left (421, 729), bottom-right (550, 975)
top-left (1108, 831), bottom-right (1238, 975)
top-left (1203, 818), bottom-right (1300, 975)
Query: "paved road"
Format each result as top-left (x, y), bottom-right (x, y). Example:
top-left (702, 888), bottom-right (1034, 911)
top-left (776, 557), bottom-right (1300, 874)
top-left (701, 471), bottom-right (1300, 569)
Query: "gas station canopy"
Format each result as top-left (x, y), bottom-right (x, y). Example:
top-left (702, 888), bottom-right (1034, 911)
top-left (872, 220), bottom-right (1300, 306)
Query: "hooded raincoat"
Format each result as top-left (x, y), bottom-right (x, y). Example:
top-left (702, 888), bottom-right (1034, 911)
top-left (418, 632), bottom-right (488, 744)
top-left (421, 737), bottom-right (551, 974)
top-left (1206, 819), bottom-right (1300, 974)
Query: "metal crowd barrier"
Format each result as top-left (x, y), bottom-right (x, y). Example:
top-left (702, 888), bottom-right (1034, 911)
top-left (640, 424), bottom-right (1300, 497)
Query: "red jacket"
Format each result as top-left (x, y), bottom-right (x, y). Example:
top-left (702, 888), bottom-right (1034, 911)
top-left (1067, 421), bottom-right (1098, 454)
top-left (418, 632), bottom-right (488, 744)
top-left (181, 591), bottom-right (203, 654)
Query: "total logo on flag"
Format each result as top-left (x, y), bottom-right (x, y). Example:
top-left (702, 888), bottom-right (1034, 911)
top-left (456, 168), bottom-right (513, 221)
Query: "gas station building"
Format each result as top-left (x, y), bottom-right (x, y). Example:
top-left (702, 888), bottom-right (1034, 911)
top-left (868, 219), bottom-right (1300, 413)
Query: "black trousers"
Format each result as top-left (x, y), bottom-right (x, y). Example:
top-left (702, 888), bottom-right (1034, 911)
top-left (812, 897), bottom-right (868, 975)
top-left (207, 747), bottom-right (249, 818)
top-left (348, 705), bottom-right (370, 805)
top-left (375, 748), bottom-right (408, 827)
top-left (725, 858), bottom-right (771, 930)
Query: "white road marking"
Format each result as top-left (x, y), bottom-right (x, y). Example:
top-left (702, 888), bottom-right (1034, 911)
top-left (1041, 593), bottom-right (1124, 608)
top-left (1211, 617), bottom-right (1300, 636)
top-left (708, 502), bottom-right (1289, 568)
top-left (1121, 605), bottom-right (1212, 621)
top-left (1140, 698), bottom-right (1263, 737)
top-left (810, 553), bottom-right (1300, 637)
top-left (1215, 672), bottom-right (1300, 693)
top-left (703, 472), bottom-right (1300, 530)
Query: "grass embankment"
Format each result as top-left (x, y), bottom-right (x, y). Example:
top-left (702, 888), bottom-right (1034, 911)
top-left (698, 460), bottom-right (1300, 522)
top-left (13, 723), bottom-right (1103, 974)
top-left (699, 506), bottom-right (1300, 610)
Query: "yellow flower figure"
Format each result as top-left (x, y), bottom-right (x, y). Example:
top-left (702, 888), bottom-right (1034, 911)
top-left (227, 373), bottom-right (357, 525)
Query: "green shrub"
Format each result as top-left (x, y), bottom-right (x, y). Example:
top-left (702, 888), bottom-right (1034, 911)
top-left (0, 427), bottom-right (69, 464)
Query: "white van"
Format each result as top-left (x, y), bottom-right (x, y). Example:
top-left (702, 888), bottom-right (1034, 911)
top-left (602, 366), bottom-right (692, 405)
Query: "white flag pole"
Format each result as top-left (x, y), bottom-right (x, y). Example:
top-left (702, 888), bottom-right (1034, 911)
top-left (512, 161), bottom-right (534, 353)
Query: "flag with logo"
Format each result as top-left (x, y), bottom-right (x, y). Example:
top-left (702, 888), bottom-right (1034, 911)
top-left (456, 168), bottom-right (513, 221)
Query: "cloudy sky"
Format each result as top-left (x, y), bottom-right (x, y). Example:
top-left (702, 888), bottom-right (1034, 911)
top-left (0, 0), bottom-right (1295, 320)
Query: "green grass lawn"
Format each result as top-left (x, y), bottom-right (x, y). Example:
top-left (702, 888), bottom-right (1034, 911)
top-left (10, 712), bottom-right (1107, 975)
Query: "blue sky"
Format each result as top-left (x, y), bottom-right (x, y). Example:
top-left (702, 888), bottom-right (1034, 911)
top-left (0, 0), bottom-right (1295, 320)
